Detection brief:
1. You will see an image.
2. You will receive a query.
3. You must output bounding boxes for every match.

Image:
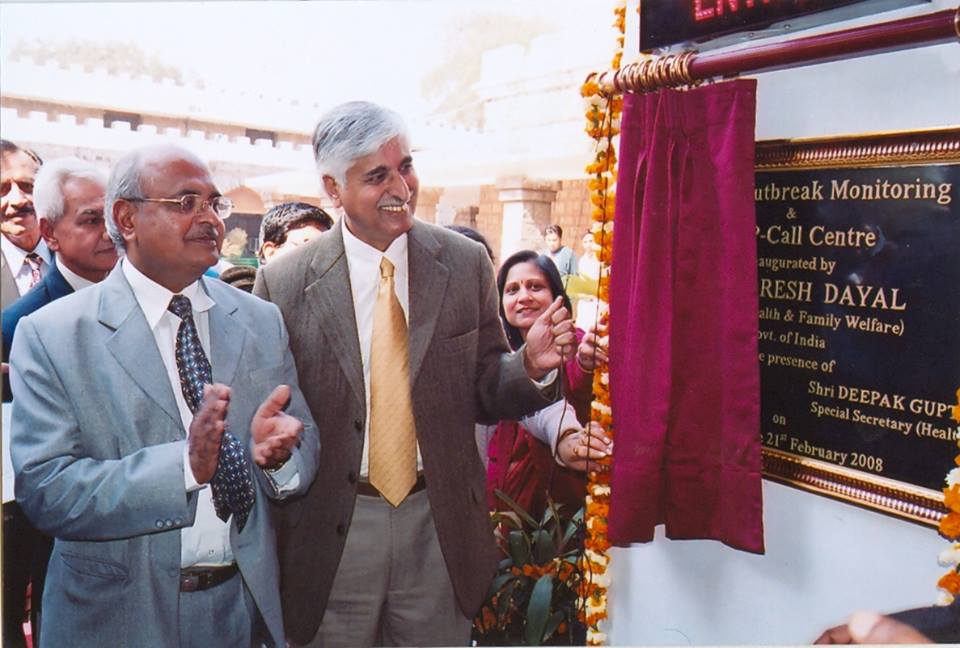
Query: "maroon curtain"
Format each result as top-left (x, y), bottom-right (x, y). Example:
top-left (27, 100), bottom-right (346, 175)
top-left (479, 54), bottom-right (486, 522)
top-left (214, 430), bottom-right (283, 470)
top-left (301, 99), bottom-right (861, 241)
top-left (607, 79), bottom-right (764, 553)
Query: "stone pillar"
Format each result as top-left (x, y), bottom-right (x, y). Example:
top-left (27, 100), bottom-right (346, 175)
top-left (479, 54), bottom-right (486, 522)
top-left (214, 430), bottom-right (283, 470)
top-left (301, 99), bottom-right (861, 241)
top-left (496, 177), bottom-right (558, 261)
top-left (416, 187), bottom-right (443, 224)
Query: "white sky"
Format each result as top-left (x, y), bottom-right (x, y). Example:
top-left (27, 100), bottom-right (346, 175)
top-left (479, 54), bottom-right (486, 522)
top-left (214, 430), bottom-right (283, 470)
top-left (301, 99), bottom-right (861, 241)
top-left (0, 1), bottom-right (616, 118)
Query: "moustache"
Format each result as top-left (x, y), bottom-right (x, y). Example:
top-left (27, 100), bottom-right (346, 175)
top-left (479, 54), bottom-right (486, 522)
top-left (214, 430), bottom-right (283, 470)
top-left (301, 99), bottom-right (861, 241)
top-left (188, 226), bottom-right (220, 241)
top-left (4, 206), bottom-right (35, 219)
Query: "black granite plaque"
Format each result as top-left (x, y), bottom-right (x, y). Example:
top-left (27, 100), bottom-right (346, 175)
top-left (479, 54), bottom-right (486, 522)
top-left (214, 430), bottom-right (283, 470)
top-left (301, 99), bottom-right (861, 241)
top-left (756, 163), bottom-right (960, 496)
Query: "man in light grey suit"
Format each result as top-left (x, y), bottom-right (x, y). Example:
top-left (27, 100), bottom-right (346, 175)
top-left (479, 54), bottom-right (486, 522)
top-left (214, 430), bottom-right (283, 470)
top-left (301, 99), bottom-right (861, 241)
top-left (9, 145), bottom-right (320, 648)
top-left (254, 101), bottom-right (575, 647)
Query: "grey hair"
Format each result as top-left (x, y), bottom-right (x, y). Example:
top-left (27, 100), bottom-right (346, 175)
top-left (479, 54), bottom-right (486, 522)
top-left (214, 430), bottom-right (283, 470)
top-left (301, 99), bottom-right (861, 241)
top-left (33, 158), bottom-right (107, 226)
top-left (312, 101), bottom-right (409, 188)
top-left (104, 150), bottom-right (145, 251)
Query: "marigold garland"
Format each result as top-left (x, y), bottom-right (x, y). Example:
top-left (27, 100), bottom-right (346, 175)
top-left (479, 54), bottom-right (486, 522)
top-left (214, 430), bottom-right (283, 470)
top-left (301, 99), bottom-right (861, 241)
top-left (936, 387), bottom-right (960, 603)
top-left (576, 1), bottom-right (629, 644)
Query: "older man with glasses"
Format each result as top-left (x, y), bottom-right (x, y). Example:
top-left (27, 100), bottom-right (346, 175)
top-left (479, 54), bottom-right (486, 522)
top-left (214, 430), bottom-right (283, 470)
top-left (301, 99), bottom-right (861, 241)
top-left (8, 144), bottom-right (319, 648)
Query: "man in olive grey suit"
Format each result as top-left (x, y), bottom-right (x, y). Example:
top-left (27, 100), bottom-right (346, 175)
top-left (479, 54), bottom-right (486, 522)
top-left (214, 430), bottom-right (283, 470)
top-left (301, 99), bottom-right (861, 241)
top-left (254, 101), bottom-right (575, 647)
top-left (9, 145), bottom-right (319, 648)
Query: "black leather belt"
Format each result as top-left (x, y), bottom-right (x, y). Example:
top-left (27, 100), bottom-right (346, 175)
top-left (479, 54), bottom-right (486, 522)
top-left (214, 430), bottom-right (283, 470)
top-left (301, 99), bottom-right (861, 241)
top-left (180, 564), bottom-right (239, 592)
top-left (356, 473), bottom-right (426, 498)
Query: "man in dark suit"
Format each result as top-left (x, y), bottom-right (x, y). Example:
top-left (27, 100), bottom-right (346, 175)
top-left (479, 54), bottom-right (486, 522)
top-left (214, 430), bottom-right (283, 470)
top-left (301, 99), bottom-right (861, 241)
top-left (9, 144), bottom-right (319, 647)
top-left (1, 140), bottom-right (48, 311)
top-left (1, 157), bottom-right (117, 648)
top-left (3, 157), bottom-right (117, 397)
top-left (815, 604), bottom-right (960, 643)
top-left (254, 101), bottom-right (575, 647)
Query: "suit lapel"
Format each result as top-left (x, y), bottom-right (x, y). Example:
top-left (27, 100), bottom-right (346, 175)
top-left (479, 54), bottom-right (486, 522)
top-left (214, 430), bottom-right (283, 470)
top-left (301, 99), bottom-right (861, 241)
top-left (1, 254), bottom-right (17, 309)
top-left (407, 222), bottom-right (449, 383)
top-left (204, 278), bottom-right (244, 388)
top-left (304, 221), bottom-right (365, 405)
top-left (99, 266), bottom-right (182, 433)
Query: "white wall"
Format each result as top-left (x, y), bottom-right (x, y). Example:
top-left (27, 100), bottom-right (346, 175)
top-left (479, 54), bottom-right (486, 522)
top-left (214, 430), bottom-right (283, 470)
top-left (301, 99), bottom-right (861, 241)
top-left (609, 2), bottom-right (959, 643)
top-left (609, 482), bottom-right (946, 644)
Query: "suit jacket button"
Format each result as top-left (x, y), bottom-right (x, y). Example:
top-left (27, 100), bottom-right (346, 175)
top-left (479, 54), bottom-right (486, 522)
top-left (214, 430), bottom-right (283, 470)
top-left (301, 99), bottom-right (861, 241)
top-left (353, 419), bottom-right (363, 432)
top-left (347, 471), bottom-right (357, 484)
top-left (336, 523), bottom-right (346, 536)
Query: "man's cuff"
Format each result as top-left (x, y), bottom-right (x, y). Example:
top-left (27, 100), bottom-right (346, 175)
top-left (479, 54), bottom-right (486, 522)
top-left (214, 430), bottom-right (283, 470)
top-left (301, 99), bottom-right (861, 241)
top-left (262, 458), bottom-right (301, 496)
top-left (182, 442), bottom-right (205, 494)
top-left (532, 368), bottom-right (558, 388)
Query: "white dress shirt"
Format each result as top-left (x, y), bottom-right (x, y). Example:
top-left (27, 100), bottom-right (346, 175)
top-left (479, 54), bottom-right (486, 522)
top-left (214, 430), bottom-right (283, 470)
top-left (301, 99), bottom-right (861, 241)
top-left (123, 259), bottom-right (300, 569)
top-left (55, 253), bottom-right (95, 292)
top-left (122, 259), bottom-right (233, 567)
top-left (342, 223), bottom-right (560, 479)
top-left (341, 224), bottom-right (424, 478)
top-left (1, 235), bottom-right (51, 295)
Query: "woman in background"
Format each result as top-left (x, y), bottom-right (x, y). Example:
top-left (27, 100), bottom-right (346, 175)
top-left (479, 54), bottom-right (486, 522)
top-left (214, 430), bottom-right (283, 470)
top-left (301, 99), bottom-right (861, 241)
top-left (479, 250), bottom-right (611, 519)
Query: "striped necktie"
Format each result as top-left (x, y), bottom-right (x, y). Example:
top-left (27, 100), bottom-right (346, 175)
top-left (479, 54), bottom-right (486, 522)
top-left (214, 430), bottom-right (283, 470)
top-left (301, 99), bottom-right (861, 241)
top-left (367, 257), bottom-right (418, 507)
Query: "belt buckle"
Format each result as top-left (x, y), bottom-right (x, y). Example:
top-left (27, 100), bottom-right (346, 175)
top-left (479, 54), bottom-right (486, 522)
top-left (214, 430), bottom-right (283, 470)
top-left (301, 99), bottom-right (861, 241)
top-left (180, 573), bottom-right (201, 592)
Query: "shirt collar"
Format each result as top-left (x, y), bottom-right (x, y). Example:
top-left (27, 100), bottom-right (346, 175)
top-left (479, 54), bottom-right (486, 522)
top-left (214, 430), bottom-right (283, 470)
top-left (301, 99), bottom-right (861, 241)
top-left (341, 221), bottom-right (408, 270)
top-left (1, 235), bottom-right (51, 269)
top-left (56, 253), bottom-right (95, 291)
top-left (121, 258), bottom-right (215, 329)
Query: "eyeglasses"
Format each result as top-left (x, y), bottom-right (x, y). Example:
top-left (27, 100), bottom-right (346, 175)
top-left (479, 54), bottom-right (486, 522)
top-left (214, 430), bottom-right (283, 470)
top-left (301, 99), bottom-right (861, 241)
top-left (126, 195), bottom-right (233, 220)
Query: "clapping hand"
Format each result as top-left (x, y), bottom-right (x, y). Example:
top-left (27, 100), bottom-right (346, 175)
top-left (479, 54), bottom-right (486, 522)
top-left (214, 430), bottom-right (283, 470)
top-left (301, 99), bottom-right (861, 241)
top-left (188, 383), bottom-right (231, 483)
top-left (251, 385), bottom-right (303, 470)
top-left (523, 297), bottom-right (576, 379)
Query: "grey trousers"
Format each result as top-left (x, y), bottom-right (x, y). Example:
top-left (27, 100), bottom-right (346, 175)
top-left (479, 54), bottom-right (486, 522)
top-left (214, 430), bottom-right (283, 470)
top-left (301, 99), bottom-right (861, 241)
top-left (178, 571), bottom-right (261, 648)
top-left (295, 489), bottom-right (471, 648)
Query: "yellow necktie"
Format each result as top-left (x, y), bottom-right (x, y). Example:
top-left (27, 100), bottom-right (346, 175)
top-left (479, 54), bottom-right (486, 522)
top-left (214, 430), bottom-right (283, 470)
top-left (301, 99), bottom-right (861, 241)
top-left (368, 257), bottom-right (418, 506)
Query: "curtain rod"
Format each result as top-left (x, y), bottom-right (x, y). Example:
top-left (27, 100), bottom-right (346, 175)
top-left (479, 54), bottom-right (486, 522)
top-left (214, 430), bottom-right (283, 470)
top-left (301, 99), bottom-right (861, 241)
top-left (597, 6), bottom-right (959, 94)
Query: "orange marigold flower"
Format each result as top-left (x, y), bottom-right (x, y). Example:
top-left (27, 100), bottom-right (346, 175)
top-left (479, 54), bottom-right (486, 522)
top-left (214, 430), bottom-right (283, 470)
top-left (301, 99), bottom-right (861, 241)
top-left (945, 485), bottom-right (960, 512)
top-left (938, 569), bottom-right (960, 594)
top-left (940, 512), bottom-right (960, 538)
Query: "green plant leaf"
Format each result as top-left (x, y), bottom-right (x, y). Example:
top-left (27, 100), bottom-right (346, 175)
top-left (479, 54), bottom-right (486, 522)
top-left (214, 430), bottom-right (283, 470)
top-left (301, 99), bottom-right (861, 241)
top-left (494, 489), bottom-right (539, 528)
top-left (531, 529), bottom-right (556, 565)
top-left (542, 610), bottom-right (566, 643)
top-left (545, 498), bottom-right (564, 549)
top-left (487, 571), bottom-right (515, 598)
top-left (508, 529), bottom-right (531, 566)
top-left (560, 506), bottom-right (585, 551)
top-left (496, 578), bottom-right (518, 621)
top-left (492, 510), bottom-right (522, 530)
top-left (523, 574), bottom-right (554, 646)
top-left (540, 499), bottom-right (558, 527)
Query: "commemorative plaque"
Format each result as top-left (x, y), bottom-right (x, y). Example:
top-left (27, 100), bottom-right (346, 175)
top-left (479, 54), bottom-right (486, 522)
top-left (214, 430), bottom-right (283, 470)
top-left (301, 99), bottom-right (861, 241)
top-left (755, 129), bottom-right (960, 525)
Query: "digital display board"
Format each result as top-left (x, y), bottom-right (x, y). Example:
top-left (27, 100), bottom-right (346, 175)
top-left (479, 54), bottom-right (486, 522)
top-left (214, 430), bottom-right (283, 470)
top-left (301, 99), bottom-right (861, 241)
top-left (640, 0), bottom-right (928, 51)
